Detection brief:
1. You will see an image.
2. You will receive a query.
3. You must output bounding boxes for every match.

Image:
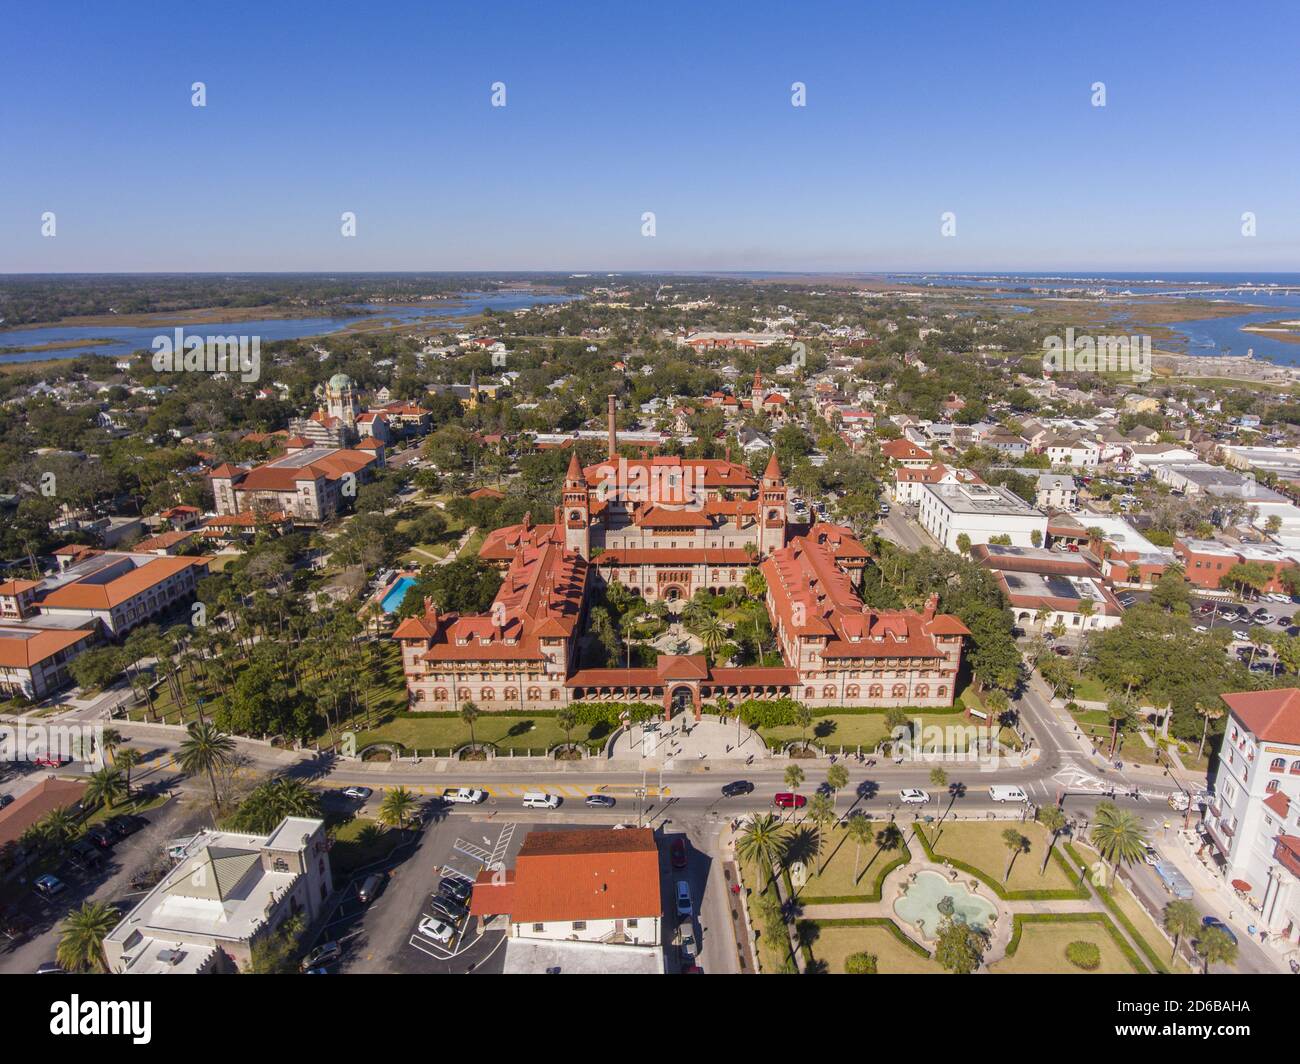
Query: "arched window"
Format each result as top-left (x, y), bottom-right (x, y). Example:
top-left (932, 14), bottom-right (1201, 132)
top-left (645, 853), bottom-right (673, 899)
top-left (1266, 779), bottom-right (1280, 794)
top-left (527, 687), bottom-right (541, 700)
top-left (481, 687), bottom-right (495, 701)
top-left (434, 688), bottom-right (448, 701)
top-left (892, 683), bottom-right (907, 698)
top-left (869, 685), bottom-right (883, 699)
top-left (504, 687), bottom-right (518, 701)
top-left (915, 684), bottom-right (930, 698)
top-left (804, 687), bottom-right (815, 699)
top-left (822, 685), bottom-right (836, 699)
top-left (845, 684), bottom-right (859, 700)
top-left (1291, 761), bottom-right (1300, 774)
top-left (549, 689), bottom-right (560, 701)
top-left (936, 685), bottom-right (948, 698)
top-left (414, 689), bottom-right (426, 702)
top-left (1271, 757), bottom-right (1287, 773)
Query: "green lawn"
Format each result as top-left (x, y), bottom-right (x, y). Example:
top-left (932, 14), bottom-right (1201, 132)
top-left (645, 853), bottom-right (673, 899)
top-left (921, 820), bottom-right (1078, 894)
top-left (991, 919), bottom-right (1144, 974)
top-left (810, 922), bottom-right (942, 974)
top-left (354, 712), bottom-right (611, 756)
top-left (791, 823), bottom-right (910, 902)
top-left (761, 711), bottom-right (974, 751)
top-left (328, 816), bottom-right (411, 876)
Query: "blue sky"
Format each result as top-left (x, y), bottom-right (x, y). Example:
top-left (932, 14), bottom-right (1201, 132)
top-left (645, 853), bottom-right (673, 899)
top-left (2, 0), bottom-right (1297, 272)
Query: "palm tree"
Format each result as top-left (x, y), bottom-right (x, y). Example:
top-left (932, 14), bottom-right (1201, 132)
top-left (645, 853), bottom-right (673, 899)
top-left (1195, 925), bottom-right (1238, 974)
top-left (178, 721), bottom-right (236, 810)
top-left (1195, 699), bottom-right (1224, 762)
top-left (1037, 805), bottom-right (1067, 875)
top-left (736, 814), bottom-right (787, 894)
top-left (38, 807), bottom-right (78, 852)
top-left (695, 615), bottom-right (728, 659)
top-left (379, 786), bottom-right (418, 831)
top-left (85, 766), bottom-right (127, 811)
top-left (826, 763), bottom-right (848, 804)
top-left (460, 700), bottom-right (481, 752)
top-left (1001, 828), bottom-right (1029, 883)
top-left (783, 764), bottom-right (805, 816)
top-left (808, 793), bottom-right (836, 872)
top-left (1163, 900), bottom-right (1200, 963)
top-left (846, 813), bottom-right (873, 884)
top-left (1106, 697), bottom-right (1134, 757)
top-left (97, 728), bottom-right (122, 767)
top-left (116, 748), bottom-right (140, 798)
top-left (557, 708), bottom-right (578, 750)
top-left (1090, 803), bottom-right (1148, 887)
top-left (57, 901), bottom-right (120, 973)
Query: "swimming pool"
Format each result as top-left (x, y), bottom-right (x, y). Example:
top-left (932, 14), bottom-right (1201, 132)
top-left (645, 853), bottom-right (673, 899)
top-left (893, 870), bottom-right (996, 937)
top-left (380, 576), bottom-right (416, 613)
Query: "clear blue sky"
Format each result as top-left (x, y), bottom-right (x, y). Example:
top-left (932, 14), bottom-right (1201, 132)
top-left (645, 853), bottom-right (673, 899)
top-left (2, 0), bottom-right (1297, 273)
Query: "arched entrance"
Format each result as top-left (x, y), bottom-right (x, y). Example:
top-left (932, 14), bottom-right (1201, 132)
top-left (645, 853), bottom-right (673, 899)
top-left (666, 684), bottom-right (699, 722)
top-left (662, 585), bottom-right (685, 603)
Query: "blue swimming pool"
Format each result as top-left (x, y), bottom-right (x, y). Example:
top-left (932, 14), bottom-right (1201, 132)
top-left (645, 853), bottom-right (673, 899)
top-left (380, 576), bottom-right (416, 613)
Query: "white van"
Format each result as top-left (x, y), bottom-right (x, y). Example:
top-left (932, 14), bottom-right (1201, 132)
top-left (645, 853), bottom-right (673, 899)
top-left (522, 791), bottom-right (560, 809)
top-left (989, 785), bottom-right (1028, 803)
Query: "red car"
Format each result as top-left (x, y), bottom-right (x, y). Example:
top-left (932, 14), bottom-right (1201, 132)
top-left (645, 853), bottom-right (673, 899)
top-left (773, 792), bottom-right (806, 810)
top-left (670, 837), bottom-right (688, 869)
top-left (34, 756), bottom-right (71, 768)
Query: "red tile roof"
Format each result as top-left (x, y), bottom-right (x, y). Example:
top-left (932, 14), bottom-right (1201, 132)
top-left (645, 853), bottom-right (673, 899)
top-left (468, 828), bottom-right (661, 923)
top-left (1222, 689), bottom-right (1300, 746)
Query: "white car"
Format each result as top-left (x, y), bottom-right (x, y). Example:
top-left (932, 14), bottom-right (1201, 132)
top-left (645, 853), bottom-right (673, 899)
top-left (417, 916), bottom-right (454, 944)
top-left (1193, 624), bottom-right (1208, 633)
top-left (1233, 630), bottom-right (1249, 641)
top-left (675, 880), bottom-right (693, 918)
top-left (342, 787), bottom-right (372, 801)
top-left (899, 788), bottom-right (930, 804)
top-left (1143, 845), bottom-right (1160, 866)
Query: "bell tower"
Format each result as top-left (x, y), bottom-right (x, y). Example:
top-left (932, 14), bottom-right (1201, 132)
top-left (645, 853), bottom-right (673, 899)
top-left (562, 450), bottom-right (590, 559)
top-left (759, 451), bottom-right (787, 556)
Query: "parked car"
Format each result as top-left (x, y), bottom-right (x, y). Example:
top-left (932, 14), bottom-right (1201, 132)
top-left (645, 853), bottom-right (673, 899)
top-left (899, 788), bottom-right (930, 804)
top-left (0, 794), bottom-right (13, 809)
top-left (438, 877), bottom-right (472, 905)
top-left (33, 874), bottom-right (65, 898)
top-left (357, 874), bottom-right (385, 904)
top-left (342, 786), bottom-right (372, 801)
top-left (1232, 630), bottom-right (1250, 640)
top-left (1279, 616), bottom-right (1292, 626)
top-left (416, 916), bottom-right (454, 944)
top-left (34, 756), bottom-right (71, 768)
top-left (773, 792), bottom-right (806, 809)
top-left (429, 895), bottom-right (466, 924)
top-left (721, 780), bottom-right (754, 797)
top-left (107, 815), bottom-right (145, 839)
top-left (677, 919), bottom-right (698, 959)
top-left (1200, 915), bottom-right (1238, 947)
top-left (85, 825), bottom-right (115, 850)
top-left (670, 837), bottom-right (688, 869)
top-left (584, 794), bottom-right (616, 808)
top-left (1143, 845), bottom-right (1160, 866)
top-left (1053, 645), bottom-right (1072, 656)
top-left (1193, 624), bottom-right (1208, 633)
top-left (299, 941), bottom-right (342, 971)
top-left (674, 880), bottom-right (693, 918)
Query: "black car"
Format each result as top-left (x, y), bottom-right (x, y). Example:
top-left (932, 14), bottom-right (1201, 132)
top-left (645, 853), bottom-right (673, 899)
top-left (300, 941), bottom-right (342, 972)
top-left (439, 878), bottom-right (472, 904)
top-left (721, 780), bottom-right (755, 797)
top-left (0, 793), bottom-right (14, 809)
top-left (107, 815), bottom-right (144, 839)
top-left (429, 895), bottom-right (467, 923)
top-left (85, 825), bottom-right (115, 850)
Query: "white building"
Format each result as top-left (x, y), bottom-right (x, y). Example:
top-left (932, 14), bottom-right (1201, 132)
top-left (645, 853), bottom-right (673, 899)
top-left (1202, 689), bottom-right (1300, 946)
top-left (918, 482), bottom-right (1047, 552)
top-left (104, 817), bottom-right (334, 973)
top-left (469, 828), bottom-right (662, 948)
top-left (1035, 474), bottom-right (1078, 512)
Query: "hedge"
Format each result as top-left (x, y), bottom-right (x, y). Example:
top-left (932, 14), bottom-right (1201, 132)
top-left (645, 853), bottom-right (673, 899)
top-left (912, 825), bottom-right (1089, 901)
top-left (811, 916), bottom-right (933, 959)
top-left (798, 838), bottom-right (913, 904)
top-left (1003, 912), bottom-right (1149, 973)
top-left (1063, 842), bottom-right (1171, 974)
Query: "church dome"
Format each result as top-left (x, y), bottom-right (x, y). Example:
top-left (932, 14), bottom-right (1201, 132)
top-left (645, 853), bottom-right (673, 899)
top-left (327, 372), bottom-right (354, 392)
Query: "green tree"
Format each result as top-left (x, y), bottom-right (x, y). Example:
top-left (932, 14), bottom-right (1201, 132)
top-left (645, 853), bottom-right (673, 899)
top-left (57, 901), bottom-right (120, 973)
top-left (1090, 802), bottom-right (1148, 886)
top-left (178, 721), bottom-right (236, 810)
top-left (460, 700), bottom-right (481, 750)
top-left (846, 813), bottom-right (874, 884)
top-left (934, 917), bottom-right (985, 974)
top-left (1001, 828), bottom-right (1029, 882)
top-left (1162, 899), bottom-right (1200, 963)
top-left (1037, 805), bottom-right (1067, 876)
top-left (845, 950), bottom-right (878, 974)
top-left (84, 766), bottom-right (127, 811)
top-left (379, 786), bottom-right (418, 830)
top-left (736, 813), bottom-right (787, 894)
top-left (1195, 925), bottom-right (1238, 974)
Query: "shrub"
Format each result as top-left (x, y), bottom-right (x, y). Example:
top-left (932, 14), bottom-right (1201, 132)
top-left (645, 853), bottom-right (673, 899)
top-left (1066, 940), bottom-right (1101, 971)
top-left (844, 950), bottom-right (878, 974)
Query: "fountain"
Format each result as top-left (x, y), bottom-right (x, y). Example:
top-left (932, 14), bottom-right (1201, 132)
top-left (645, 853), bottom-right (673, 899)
top-left (894, 870), bottom-right (997, 938)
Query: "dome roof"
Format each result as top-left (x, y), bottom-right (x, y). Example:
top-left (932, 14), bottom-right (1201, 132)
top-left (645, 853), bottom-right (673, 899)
top-left (327, 373), bottom-right (354, 391)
